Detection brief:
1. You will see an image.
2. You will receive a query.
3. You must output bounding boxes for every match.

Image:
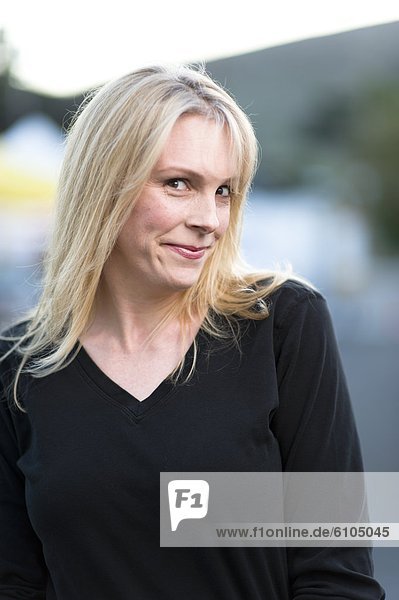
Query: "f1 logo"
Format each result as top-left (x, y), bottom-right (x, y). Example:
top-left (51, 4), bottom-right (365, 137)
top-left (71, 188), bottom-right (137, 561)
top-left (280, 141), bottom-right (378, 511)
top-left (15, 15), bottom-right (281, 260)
top-left (168, 480), bottom-right (209, 531)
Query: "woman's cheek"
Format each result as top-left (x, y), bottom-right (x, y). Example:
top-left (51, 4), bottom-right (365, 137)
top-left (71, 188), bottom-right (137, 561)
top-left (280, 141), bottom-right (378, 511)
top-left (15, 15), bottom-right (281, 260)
top-left (220, 206), bottom-right (231, 235)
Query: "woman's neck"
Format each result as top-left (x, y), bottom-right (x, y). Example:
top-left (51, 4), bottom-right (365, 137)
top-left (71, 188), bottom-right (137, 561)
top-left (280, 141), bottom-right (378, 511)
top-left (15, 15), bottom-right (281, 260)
top-left (81, 277), bottom-right (201, 354)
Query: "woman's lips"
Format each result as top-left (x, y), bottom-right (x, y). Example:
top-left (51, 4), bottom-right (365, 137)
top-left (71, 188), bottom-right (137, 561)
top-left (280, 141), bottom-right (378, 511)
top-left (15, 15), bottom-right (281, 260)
top-left (164, 243), bottom-right (208, 260)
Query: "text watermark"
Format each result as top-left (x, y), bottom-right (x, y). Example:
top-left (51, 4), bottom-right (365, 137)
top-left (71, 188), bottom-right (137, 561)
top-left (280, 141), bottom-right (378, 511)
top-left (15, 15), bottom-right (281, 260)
top-left (160, 472), bottom-right (399, 547)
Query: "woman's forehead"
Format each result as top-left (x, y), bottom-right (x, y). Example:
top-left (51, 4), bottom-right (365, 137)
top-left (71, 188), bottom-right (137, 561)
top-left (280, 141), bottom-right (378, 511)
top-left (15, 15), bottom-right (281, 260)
top-left (154, 114), bottom-right (239, 181)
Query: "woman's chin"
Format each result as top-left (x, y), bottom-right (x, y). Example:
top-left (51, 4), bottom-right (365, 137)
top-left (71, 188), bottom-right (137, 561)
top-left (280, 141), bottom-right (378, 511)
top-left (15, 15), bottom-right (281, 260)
top-left (161, 271), bottom-right (202, 292)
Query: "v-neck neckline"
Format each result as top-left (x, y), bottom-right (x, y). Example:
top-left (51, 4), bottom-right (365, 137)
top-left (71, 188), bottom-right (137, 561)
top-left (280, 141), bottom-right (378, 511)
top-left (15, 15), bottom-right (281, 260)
top-left (74, 329), bottom-right (204, 419)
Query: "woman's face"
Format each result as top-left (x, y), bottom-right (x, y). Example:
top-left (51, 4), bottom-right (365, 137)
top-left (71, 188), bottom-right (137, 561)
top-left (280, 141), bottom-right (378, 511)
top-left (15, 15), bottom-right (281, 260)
top-left (106, 114), bottom-right (235, 299)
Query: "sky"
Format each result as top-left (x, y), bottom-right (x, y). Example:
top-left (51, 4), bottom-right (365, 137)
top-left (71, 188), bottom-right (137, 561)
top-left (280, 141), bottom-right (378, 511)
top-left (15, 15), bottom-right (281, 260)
top-left (1, 1), bottom-right (399, 96)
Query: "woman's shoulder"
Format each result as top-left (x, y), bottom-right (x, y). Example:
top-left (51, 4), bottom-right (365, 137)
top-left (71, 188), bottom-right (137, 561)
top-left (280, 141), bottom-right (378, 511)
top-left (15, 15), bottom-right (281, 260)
top-left (226, 273), bottom-right (326, 327)
top-left (266, 276), bottom-right (323, 303)
top-left (258, 276), bottom-right (328, 329)
top-left (254, 273), bottom-right (323, 303)
top-left (272, 283), bottom-right (339, 358)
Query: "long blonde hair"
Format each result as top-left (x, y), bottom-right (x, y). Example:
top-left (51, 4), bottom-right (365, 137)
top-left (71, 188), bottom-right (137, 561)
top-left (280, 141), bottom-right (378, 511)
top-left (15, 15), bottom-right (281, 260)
top-left (2, 64), bottom-right (294, 412)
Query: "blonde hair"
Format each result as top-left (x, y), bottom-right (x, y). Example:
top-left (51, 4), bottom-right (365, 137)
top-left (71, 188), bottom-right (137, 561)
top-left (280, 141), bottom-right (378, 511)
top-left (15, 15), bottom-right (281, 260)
top-left (2, 64), bottom-right (295, 412)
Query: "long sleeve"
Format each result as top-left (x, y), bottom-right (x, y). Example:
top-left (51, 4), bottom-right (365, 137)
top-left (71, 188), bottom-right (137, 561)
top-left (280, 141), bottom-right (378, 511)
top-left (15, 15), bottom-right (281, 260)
top-left (0, 357), bottom-right (48, 599)
top-left (270, 289), bottom-right (385, 599)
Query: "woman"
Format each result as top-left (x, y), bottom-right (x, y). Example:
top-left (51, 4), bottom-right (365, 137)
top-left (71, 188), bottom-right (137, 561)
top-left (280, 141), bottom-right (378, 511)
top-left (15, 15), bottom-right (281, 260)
top-left (0, 65), bottom-right (384, 599)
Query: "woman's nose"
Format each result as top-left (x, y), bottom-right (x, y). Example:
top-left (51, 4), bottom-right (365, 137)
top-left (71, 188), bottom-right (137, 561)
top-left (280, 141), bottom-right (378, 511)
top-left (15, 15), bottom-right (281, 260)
top-left (185, 193), bottom-right (220, 233)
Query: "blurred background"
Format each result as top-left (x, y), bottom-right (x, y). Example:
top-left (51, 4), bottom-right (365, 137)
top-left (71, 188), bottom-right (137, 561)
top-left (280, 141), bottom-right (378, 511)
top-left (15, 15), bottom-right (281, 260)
top-left (1, 1), bottom-right (398, 594)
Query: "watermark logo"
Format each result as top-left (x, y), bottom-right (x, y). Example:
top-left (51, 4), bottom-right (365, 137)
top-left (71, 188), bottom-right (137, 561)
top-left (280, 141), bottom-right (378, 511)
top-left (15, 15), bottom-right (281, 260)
top-left (161, 472), bottom-right (399, 547)
top-left (168, 480), bottom-right (209, 531)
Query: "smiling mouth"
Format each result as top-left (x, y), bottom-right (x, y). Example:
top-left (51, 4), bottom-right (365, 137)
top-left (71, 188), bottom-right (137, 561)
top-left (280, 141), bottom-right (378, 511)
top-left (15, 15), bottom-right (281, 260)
top-left (167, 244), bottom-right (208, 251)
top-left (164, 243), bottom-right (210, 260)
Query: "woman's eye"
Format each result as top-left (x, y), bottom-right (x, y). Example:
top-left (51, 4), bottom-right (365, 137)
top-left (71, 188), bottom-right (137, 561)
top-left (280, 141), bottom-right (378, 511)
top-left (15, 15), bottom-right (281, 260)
top-left (166, 179), bottom-right (188, 191)
top-left (216, 185), bottom-right (231, 198)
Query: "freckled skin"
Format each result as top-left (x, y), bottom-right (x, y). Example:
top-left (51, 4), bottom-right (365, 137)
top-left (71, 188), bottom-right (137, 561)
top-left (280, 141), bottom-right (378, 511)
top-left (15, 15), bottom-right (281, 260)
top-left (105, 114), bottom-right (235, 299)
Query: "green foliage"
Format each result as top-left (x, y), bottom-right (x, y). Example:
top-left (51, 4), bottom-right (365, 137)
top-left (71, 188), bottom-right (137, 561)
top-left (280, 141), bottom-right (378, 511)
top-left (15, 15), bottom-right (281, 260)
top-left (303, 82), bottom-right (399, 254)
top-left (349, 84), bottom-right (399, 253)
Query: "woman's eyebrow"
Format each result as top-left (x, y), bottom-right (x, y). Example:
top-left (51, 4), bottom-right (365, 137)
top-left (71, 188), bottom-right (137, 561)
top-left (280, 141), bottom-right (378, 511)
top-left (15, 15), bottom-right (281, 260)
top-left (155, 166), bottom-right (232, 183)
top-left (156, 167), bottom-right (205, 180)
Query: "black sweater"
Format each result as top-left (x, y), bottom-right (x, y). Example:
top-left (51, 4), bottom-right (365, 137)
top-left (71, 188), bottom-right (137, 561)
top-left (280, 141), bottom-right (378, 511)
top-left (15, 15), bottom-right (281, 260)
top-left (0, 281), bottom-right (385, 599)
